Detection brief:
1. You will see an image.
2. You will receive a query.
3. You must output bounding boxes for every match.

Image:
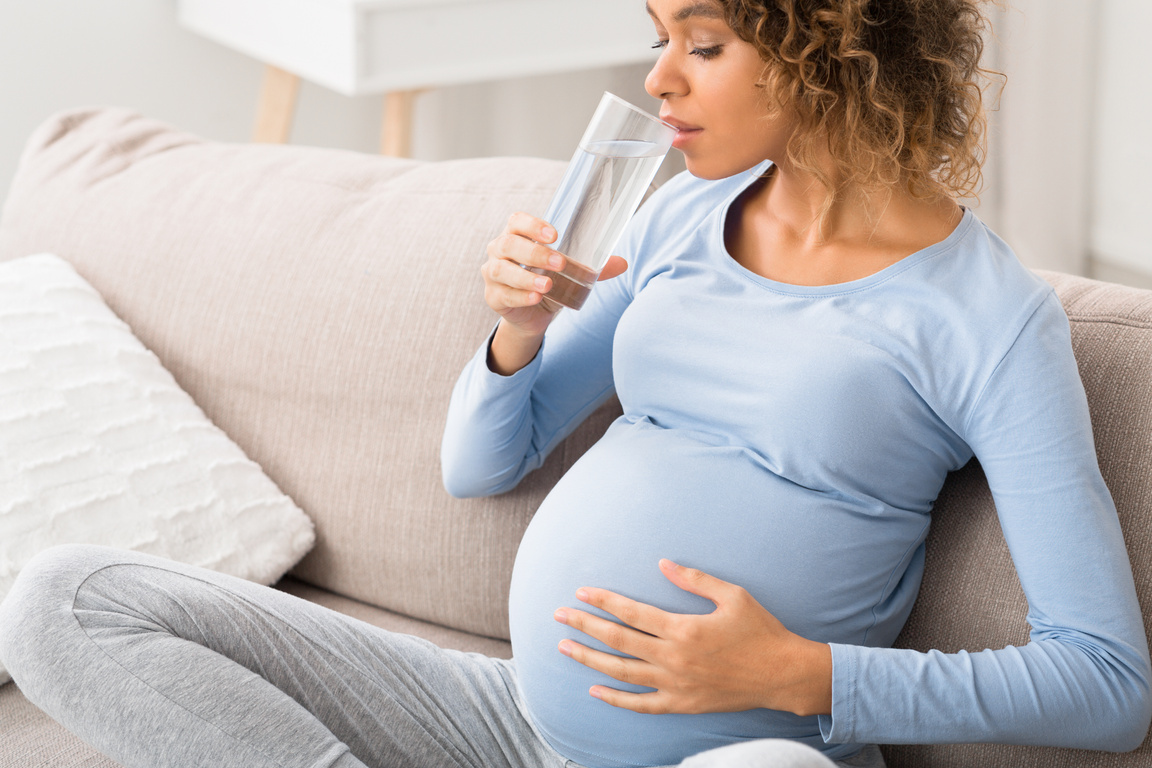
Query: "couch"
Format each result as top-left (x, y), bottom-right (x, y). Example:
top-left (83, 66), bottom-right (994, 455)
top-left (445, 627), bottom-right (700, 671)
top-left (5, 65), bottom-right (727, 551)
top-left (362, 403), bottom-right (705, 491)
top-left (0, 108), bottom-right (1149, 768)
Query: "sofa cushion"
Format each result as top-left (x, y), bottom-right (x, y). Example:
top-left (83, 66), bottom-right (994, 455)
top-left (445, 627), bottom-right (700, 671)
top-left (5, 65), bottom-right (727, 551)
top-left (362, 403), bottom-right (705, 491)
top-left (273, 577), bottom-right (511, 658)
top-left (0, 107), bottom-right (621, 642)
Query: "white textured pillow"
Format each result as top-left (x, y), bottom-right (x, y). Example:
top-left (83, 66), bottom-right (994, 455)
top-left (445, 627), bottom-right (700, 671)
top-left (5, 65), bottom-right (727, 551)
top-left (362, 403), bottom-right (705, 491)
top-left (0, 253), bottom-right (316, 685)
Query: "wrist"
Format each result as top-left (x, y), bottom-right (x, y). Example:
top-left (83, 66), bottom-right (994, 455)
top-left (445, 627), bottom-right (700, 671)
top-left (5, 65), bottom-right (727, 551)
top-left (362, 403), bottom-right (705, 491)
top-left (786, 638), bottom-right (833, 718)
top-left (488, 320), bottom-right (544, 376)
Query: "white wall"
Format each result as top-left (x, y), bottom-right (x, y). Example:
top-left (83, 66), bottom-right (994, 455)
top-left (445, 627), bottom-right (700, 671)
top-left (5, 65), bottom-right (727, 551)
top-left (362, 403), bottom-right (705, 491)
top-left (1, 1), bottom-right (1148, 286)
top-left (0, 0), bottom-right (673, 214)
top-left (1090, 0), bottom-right (1152, 282)
top-left (990, 0), bottom-right (1097, 275)
top-left (0, 0), bottom-right (285, 186)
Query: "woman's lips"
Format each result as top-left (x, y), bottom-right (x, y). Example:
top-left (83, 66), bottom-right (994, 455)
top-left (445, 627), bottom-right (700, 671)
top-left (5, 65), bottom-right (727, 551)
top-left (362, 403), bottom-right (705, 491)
top-left (671, 127), bottom-right (703, 149)
top-left (661, 116), bottom-right (703, 149)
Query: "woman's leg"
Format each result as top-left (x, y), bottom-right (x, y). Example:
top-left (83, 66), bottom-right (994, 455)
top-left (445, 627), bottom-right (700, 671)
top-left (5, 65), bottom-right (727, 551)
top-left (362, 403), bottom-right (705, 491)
top-left (677, 740), bottom-right (885, 768)
top-left (0, 544), bottom-right (560, 768)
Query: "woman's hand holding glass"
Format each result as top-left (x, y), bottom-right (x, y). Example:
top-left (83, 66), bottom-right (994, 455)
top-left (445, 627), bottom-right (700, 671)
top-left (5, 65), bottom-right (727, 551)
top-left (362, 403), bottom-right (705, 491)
top-left (482, 212), bottom-right (626, 375)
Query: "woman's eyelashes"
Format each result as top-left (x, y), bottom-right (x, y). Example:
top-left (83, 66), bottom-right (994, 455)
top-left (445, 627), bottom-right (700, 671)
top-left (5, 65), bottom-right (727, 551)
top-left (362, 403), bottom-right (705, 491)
top-left (651, 39), bottom-right (725, 59)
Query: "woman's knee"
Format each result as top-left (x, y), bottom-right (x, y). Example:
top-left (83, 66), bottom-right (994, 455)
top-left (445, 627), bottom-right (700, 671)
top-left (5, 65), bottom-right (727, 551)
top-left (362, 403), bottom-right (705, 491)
top-left (0, 544), bottom-right (136, 677)
top-left (679, 739), bottom-right (840, 768)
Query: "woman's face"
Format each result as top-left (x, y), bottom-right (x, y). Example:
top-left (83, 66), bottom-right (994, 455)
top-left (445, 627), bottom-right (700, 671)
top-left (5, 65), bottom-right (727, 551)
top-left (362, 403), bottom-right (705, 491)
top-left (644, 0), bottom-right (793, 180)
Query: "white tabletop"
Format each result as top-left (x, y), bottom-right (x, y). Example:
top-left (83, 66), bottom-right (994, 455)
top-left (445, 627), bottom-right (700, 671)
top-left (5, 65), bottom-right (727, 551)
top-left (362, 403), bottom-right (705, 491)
top-left (178, 0), bottom-right (660, 97)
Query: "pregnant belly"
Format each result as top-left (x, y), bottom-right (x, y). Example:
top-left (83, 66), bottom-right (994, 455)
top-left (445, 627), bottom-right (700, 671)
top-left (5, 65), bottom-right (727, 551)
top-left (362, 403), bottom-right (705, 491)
top-left (508, 417), bottom-right (923, 768)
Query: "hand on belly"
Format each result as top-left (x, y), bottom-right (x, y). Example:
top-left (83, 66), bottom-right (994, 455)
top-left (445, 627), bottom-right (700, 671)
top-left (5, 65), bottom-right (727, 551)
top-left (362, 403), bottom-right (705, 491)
top-left (552, 558), bottom-right (834, 718)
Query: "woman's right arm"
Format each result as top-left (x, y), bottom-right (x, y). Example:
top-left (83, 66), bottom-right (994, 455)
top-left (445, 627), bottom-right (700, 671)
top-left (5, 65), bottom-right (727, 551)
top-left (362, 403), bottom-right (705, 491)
top-left (440, 212), bottom-right (632, 499)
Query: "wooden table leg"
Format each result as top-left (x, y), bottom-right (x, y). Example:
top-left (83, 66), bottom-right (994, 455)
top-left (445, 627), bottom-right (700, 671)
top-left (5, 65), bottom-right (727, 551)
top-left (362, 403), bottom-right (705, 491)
top-left (254, 65), bottom-right (300, 144)
top-left (381, 90), bottom-right (419, 157)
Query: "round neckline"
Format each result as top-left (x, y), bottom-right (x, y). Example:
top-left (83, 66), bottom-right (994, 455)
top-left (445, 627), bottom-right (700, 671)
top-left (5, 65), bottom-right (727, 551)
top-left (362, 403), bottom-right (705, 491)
top-left (713, 161), bottom-right (975, 297)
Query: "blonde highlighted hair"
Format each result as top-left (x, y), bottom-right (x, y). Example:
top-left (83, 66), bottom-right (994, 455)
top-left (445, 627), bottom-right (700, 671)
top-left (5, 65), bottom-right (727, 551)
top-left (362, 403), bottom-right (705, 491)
top-left (719, 0), bottom-right (1000, 209)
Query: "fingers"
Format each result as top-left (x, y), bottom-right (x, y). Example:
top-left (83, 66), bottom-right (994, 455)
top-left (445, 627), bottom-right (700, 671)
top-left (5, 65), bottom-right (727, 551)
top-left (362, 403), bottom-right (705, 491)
top-left (555, 633), bottom-right (680, 714)
top-left (555, 604), bottom-right (660, 661)
top-left (481, 257), bottom-right (552, 311)
top-left (487, 232), bottom-right (565, 273)
top-left (483, 212), bottom-right (567, 314)
top-left (597, 255), bottom-right (629, 282)
top-left (483, 257), bottom-right (552, 297)
top-left (558, 639), bottom-right (656, 689)
top-left (588, 686), bottom-right (672, 714)
top-left (572, 587), bottom-right (670, 637)
top-left (658, 559), bottom-right (738, 605)
top-left (494, 212), bottom-right (565, 271)
top-left (507, 211), bottom-right (557, 245)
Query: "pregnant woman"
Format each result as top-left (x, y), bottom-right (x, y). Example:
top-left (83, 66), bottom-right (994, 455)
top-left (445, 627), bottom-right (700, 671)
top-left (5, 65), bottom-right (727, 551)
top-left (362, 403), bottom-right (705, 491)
top-left (1, 1), bottom-right (1148, 767)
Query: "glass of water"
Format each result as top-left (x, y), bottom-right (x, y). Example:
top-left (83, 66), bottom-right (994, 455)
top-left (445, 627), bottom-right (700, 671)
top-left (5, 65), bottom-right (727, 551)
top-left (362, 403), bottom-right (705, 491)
top-left (532, 92), bottom-right (677, 311)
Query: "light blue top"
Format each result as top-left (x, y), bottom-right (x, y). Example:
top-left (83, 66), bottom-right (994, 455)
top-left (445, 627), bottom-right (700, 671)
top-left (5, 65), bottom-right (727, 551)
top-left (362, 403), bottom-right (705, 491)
top-left (440, 163), bottom-right (1151, 768)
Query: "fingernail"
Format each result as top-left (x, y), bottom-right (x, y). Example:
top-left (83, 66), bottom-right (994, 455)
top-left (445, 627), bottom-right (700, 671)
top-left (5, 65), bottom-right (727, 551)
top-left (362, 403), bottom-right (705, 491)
top-left (558, 641), bottom-right (573, 657)
top-left (575, 588), bottom-right (589, 602)
top-left (534, 277), bottom-right (549, 291)
top-left (590, 687), bottom-right (603, 700)
top-left (543, 226), bottom-right (556, 241)
top-left (549, 254), bottom-right (564, 269)
top-left (554, 608), bottom-right (568, 624)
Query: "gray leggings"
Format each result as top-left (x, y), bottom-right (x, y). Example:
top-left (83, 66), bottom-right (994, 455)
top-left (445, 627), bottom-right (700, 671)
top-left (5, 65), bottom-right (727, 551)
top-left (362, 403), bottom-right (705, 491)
top-left (0, 545), bottom-right (883, 768)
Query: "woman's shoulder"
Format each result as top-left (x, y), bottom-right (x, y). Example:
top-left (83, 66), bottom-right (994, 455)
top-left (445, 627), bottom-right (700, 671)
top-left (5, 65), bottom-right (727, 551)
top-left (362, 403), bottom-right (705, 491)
top-left (916, 211), bottom-right (1066, 380)
top-left (917, 210), bottom-right (1055, 321)
top-left (874, 212), bottom-right (1069, 437)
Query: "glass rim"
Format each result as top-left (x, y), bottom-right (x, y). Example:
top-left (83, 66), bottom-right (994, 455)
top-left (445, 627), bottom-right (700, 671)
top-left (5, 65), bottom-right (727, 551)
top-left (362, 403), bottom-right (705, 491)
top-left (600, 91), bottom-right (677, 134)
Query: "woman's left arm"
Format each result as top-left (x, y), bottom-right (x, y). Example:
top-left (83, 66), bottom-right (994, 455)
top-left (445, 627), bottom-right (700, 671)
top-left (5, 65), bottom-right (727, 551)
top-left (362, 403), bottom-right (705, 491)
top-left (818, 293), bottom-right (1152, 750)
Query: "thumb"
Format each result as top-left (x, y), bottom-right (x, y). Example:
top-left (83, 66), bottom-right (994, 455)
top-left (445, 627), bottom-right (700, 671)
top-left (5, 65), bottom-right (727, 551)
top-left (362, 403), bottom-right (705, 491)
top-left (659, 559), bottom-right (731, 605)
top-left (597, 255), bottom-right (628, 281)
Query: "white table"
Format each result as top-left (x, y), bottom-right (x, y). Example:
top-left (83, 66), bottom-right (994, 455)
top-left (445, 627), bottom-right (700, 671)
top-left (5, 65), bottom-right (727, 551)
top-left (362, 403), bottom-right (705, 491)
top-left (177, 0), bottom-right (660, 156)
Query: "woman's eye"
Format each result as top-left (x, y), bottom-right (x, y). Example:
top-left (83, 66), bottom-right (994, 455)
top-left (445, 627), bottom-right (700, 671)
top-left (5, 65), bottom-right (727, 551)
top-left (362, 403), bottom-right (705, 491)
top-left (691, 45), bottom-right (723, 59)
top-left (650, 39), bottom-right (722, 59)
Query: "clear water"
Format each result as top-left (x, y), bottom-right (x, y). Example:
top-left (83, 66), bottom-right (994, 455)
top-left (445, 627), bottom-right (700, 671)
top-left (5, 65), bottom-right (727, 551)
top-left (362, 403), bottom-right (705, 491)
top-left (538, 139), bottom-right (666, 310)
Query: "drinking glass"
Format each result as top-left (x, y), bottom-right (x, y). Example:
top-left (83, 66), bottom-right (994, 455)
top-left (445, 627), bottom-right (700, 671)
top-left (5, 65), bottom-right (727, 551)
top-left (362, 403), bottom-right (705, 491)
top-left (531, 92), bottom-right (677, 311)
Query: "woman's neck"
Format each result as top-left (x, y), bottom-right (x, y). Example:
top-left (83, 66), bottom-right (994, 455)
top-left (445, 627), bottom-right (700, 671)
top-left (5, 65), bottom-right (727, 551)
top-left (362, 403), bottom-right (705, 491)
top-left (726, 163), bottom-right (963, 286)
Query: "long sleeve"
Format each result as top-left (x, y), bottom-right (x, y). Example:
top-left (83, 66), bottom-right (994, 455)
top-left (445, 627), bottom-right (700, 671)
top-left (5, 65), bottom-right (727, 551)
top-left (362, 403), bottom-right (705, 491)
top-left (819, 293), bottom-right (1152, 750)
top-left (439, 265), bottom-right (634, 499)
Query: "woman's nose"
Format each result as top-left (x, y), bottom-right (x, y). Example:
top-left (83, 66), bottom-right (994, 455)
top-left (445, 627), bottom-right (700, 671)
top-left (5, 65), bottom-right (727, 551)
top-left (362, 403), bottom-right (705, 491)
top-left (645, 50), bottom-right (684, 100)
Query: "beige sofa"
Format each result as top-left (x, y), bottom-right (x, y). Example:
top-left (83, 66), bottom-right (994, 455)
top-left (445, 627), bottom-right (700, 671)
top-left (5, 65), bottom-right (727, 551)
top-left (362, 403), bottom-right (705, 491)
top-left (0, 108), bottom-right (1150, 768)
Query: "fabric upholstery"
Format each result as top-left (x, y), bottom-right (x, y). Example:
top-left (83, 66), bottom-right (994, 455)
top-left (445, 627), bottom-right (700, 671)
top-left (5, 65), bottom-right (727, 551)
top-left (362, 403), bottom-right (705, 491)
top-left (273, 577), bottom-right (512, 659)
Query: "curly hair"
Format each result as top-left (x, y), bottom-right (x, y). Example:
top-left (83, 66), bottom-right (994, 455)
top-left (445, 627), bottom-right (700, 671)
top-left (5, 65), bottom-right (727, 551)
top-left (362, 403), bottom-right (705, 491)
top-left (718, 0), bottom-right (1000, 209)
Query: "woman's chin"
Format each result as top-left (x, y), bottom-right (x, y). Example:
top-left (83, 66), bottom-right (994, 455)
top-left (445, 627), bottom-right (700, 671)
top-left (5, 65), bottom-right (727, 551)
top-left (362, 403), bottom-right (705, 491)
top-left (682, 152), bottom-right (766, 181)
